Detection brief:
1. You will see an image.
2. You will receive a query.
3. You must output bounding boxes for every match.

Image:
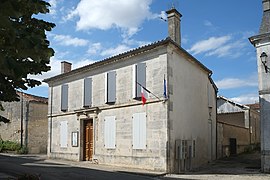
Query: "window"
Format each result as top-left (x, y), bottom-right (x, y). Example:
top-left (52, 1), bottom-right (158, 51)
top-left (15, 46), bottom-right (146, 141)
top-left (61, 84), bottom-right (68, 111)
top-left (105, 71), bottom-right (116, 103)
top-left (84, 78), bottom-right (92, 107)
top-left (133, 63), bottom-right (146, 99)
top-left (60, 121), bottom-right (68, 148)
top-left (104, 116), bottom-right (116, 149)
top-left (132, 112), bottom-right (146, 149)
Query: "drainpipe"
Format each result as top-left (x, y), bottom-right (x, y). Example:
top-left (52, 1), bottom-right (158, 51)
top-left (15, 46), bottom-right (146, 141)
top-left (49, 86), bottom-right (53, 153)
top-left (25, 101), bottom-right (30, 149)
top-left (20, 92), bottom-right (23, 148)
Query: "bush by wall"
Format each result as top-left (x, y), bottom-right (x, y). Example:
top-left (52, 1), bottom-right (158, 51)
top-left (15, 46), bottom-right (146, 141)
top-left (0, 138), bottom-right (28, 154)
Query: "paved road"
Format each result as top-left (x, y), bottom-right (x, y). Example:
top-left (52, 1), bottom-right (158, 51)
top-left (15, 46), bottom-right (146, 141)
top-left (0, 155), bottom-right (155, 180)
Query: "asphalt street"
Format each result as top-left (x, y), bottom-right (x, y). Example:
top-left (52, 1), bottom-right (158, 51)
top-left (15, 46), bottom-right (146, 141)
top-left (0, 154), bottom-right (155, 180)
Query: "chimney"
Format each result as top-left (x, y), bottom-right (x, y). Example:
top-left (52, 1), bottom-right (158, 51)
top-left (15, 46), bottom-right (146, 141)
top-left (166, 8), bottom-right (182, 46)
top-left (61, 61), bottom-right (72, 74)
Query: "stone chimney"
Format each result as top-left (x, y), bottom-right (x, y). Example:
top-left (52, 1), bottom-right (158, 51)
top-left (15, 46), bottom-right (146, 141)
top-left (166, 8), bottom-right (182, 46)
top-left (61, 61), bottom-right (72, 74)
top-left (260, 0), bottom-right (270, 34)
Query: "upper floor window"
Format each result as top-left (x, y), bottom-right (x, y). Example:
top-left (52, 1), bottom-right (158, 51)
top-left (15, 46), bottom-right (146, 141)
top-left (84, 78), bottom-right (92, 107)
top-left (133, 63), bottom-right (146, 99)
top-left (105, 71), bottom-right (116, 103)
top-left (61, 84), bottom-right (68, 111)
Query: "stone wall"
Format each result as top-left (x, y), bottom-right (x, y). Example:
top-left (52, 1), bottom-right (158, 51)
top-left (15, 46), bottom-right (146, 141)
top-left (0, 94), bottom-right (48, 154)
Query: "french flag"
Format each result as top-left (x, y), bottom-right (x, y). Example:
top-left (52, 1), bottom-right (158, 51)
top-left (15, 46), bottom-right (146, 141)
top-left (141, 87), bottom-right (147, 105)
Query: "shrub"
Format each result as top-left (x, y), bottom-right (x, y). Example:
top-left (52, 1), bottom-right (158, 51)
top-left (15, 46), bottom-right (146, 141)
top-left (0, 140), bottom-right (27, 154)
top-left (17, 146), bottom-right (28, 154)
top-left (3, 140), bottom-right (21, 151)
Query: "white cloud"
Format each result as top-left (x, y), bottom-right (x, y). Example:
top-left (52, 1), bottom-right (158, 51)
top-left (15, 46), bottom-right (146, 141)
top-left (28, 57), bottom-right (96, 87)
top-left (66, 0), bottom-right (155, 37)
top-left (206, 40), bottom-right (246, 58)
top-left (101, 44), bottom-right (131, 57)
top-left (87, 43), bottom-right (102, 55)
top-left (216, 77), bottom-right (258, 90)
top-left (188, 35), bottom-right (249, 58)
top-left (230, 94), bottom-right (259, 104)
top-left (48, 0), bottom-right (63, 15)
top-left (188, 36), bottom-right (231, 55)
top-left (53, 34), bottom-right (89, 47)
top-left (204, 20), bottom-right (213, 27)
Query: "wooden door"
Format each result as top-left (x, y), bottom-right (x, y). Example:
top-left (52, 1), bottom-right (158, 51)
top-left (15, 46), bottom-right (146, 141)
top-left (83, 120), bottom-right (93, 161)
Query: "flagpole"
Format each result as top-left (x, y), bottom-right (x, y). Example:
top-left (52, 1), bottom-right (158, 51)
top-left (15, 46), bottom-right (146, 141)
top-left (136, 82), bottom-right (161, 101)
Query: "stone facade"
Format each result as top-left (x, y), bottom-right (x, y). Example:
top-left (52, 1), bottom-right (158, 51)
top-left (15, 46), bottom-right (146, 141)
top-left (44, 8), bottom-right (217, 173)
top-left (217, 97), bottom-right (260, 158)
top-left (0, 92), bottom-right (48, 154)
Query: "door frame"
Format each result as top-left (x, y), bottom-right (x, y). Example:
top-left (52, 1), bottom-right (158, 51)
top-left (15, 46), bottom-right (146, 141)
top-left (81, 118), bottom-right (94, 161)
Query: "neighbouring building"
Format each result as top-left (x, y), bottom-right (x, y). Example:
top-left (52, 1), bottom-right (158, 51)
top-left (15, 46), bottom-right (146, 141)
top-left (44, 8), bottom-right (217, 173)
top-left (0, 92), bottom-right (48, 154)
top-left (249, 0), bottom-right (270, 172)
top-left (217, 96), bottom-right (260, 158)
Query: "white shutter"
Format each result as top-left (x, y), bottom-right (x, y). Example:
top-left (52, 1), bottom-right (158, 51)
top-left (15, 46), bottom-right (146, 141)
top-left (104, 116), bottom-right (116, 149)
top-left (60, 121), bottom-right (68, 147)
top-left (133, 112), bottom-right (146, 149)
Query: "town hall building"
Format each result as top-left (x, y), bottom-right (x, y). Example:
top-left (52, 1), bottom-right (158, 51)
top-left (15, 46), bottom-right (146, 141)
top-left (44, 8), bottom-right (217, 173)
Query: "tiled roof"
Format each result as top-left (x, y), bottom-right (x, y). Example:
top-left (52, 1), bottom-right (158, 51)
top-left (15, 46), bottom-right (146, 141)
top-left (17, 91), bottom-right (48, 103)
top-left (44, 37), bottom-right (212, 83)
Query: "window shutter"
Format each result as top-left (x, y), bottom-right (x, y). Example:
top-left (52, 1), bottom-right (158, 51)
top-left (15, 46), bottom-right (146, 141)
top-left (106, 71), bottom-right (116, 103)
top-left (132, 112), bottom-right (146, 149)
top-left (104, 116), bottom-right (116, 149)
top-left (60, 121), bottom-right (68, 147)
top-left (61, 84), bottom-right (68, 111)
top-left (136, 63), bottom-right (146, 98)
top-left (84, 78), bottom-right (92, 107)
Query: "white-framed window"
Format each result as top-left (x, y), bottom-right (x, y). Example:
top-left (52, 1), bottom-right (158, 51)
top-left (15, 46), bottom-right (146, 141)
top-left (60, 121), bottom-right (68, 147)
top-left (132, 112), bottom-right (146, 149)
top-left (104, 116), bottom-right (116, 149)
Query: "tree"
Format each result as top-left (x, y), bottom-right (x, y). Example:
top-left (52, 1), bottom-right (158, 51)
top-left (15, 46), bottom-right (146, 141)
top-left (0, 0), bottom-right (55, 120)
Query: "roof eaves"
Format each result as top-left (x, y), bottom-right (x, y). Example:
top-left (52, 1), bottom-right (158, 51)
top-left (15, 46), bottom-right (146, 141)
top-left (44, 38), bottom-right (171, 83)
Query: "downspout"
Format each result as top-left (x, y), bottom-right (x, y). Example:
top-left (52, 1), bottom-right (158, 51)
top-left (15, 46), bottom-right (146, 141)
top-left (215, 92), bottom-right (218, 160)
top-left (25, 101), bottom-right (30, 149)
top-left (49, 86), bottom-right (53, 153)
top-left (166, 50), bottom-right (171, 173)
top-left (249, 109), bottom-right (251, 145)
top-left (20, 92), bottom-right (24, 148)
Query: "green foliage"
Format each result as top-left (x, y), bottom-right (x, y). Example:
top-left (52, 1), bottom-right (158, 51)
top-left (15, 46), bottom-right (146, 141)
top-left (17, 145), bottom-right (28, 154)
top-left (0, 0), bottom-right (55, 112)
top-left (0, 139), bottom-right (28, 153)
top-left (0, 140), bottom-right (21, 151)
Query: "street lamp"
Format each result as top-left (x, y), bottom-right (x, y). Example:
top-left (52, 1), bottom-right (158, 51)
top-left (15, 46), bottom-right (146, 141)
top-left (260, 52), bottom-right (269, 73)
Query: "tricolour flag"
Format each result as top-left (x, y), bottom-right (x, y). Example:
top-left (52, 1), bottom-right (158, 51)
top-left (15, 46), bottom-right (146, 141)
top-left (141, 87), bottom-right (147, 105)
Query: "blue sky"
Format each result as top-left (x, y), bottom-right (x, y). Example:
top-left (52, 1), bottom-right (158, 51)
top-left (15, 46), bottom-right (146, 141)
top-left (26, 0), bottom-right (262, 104)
